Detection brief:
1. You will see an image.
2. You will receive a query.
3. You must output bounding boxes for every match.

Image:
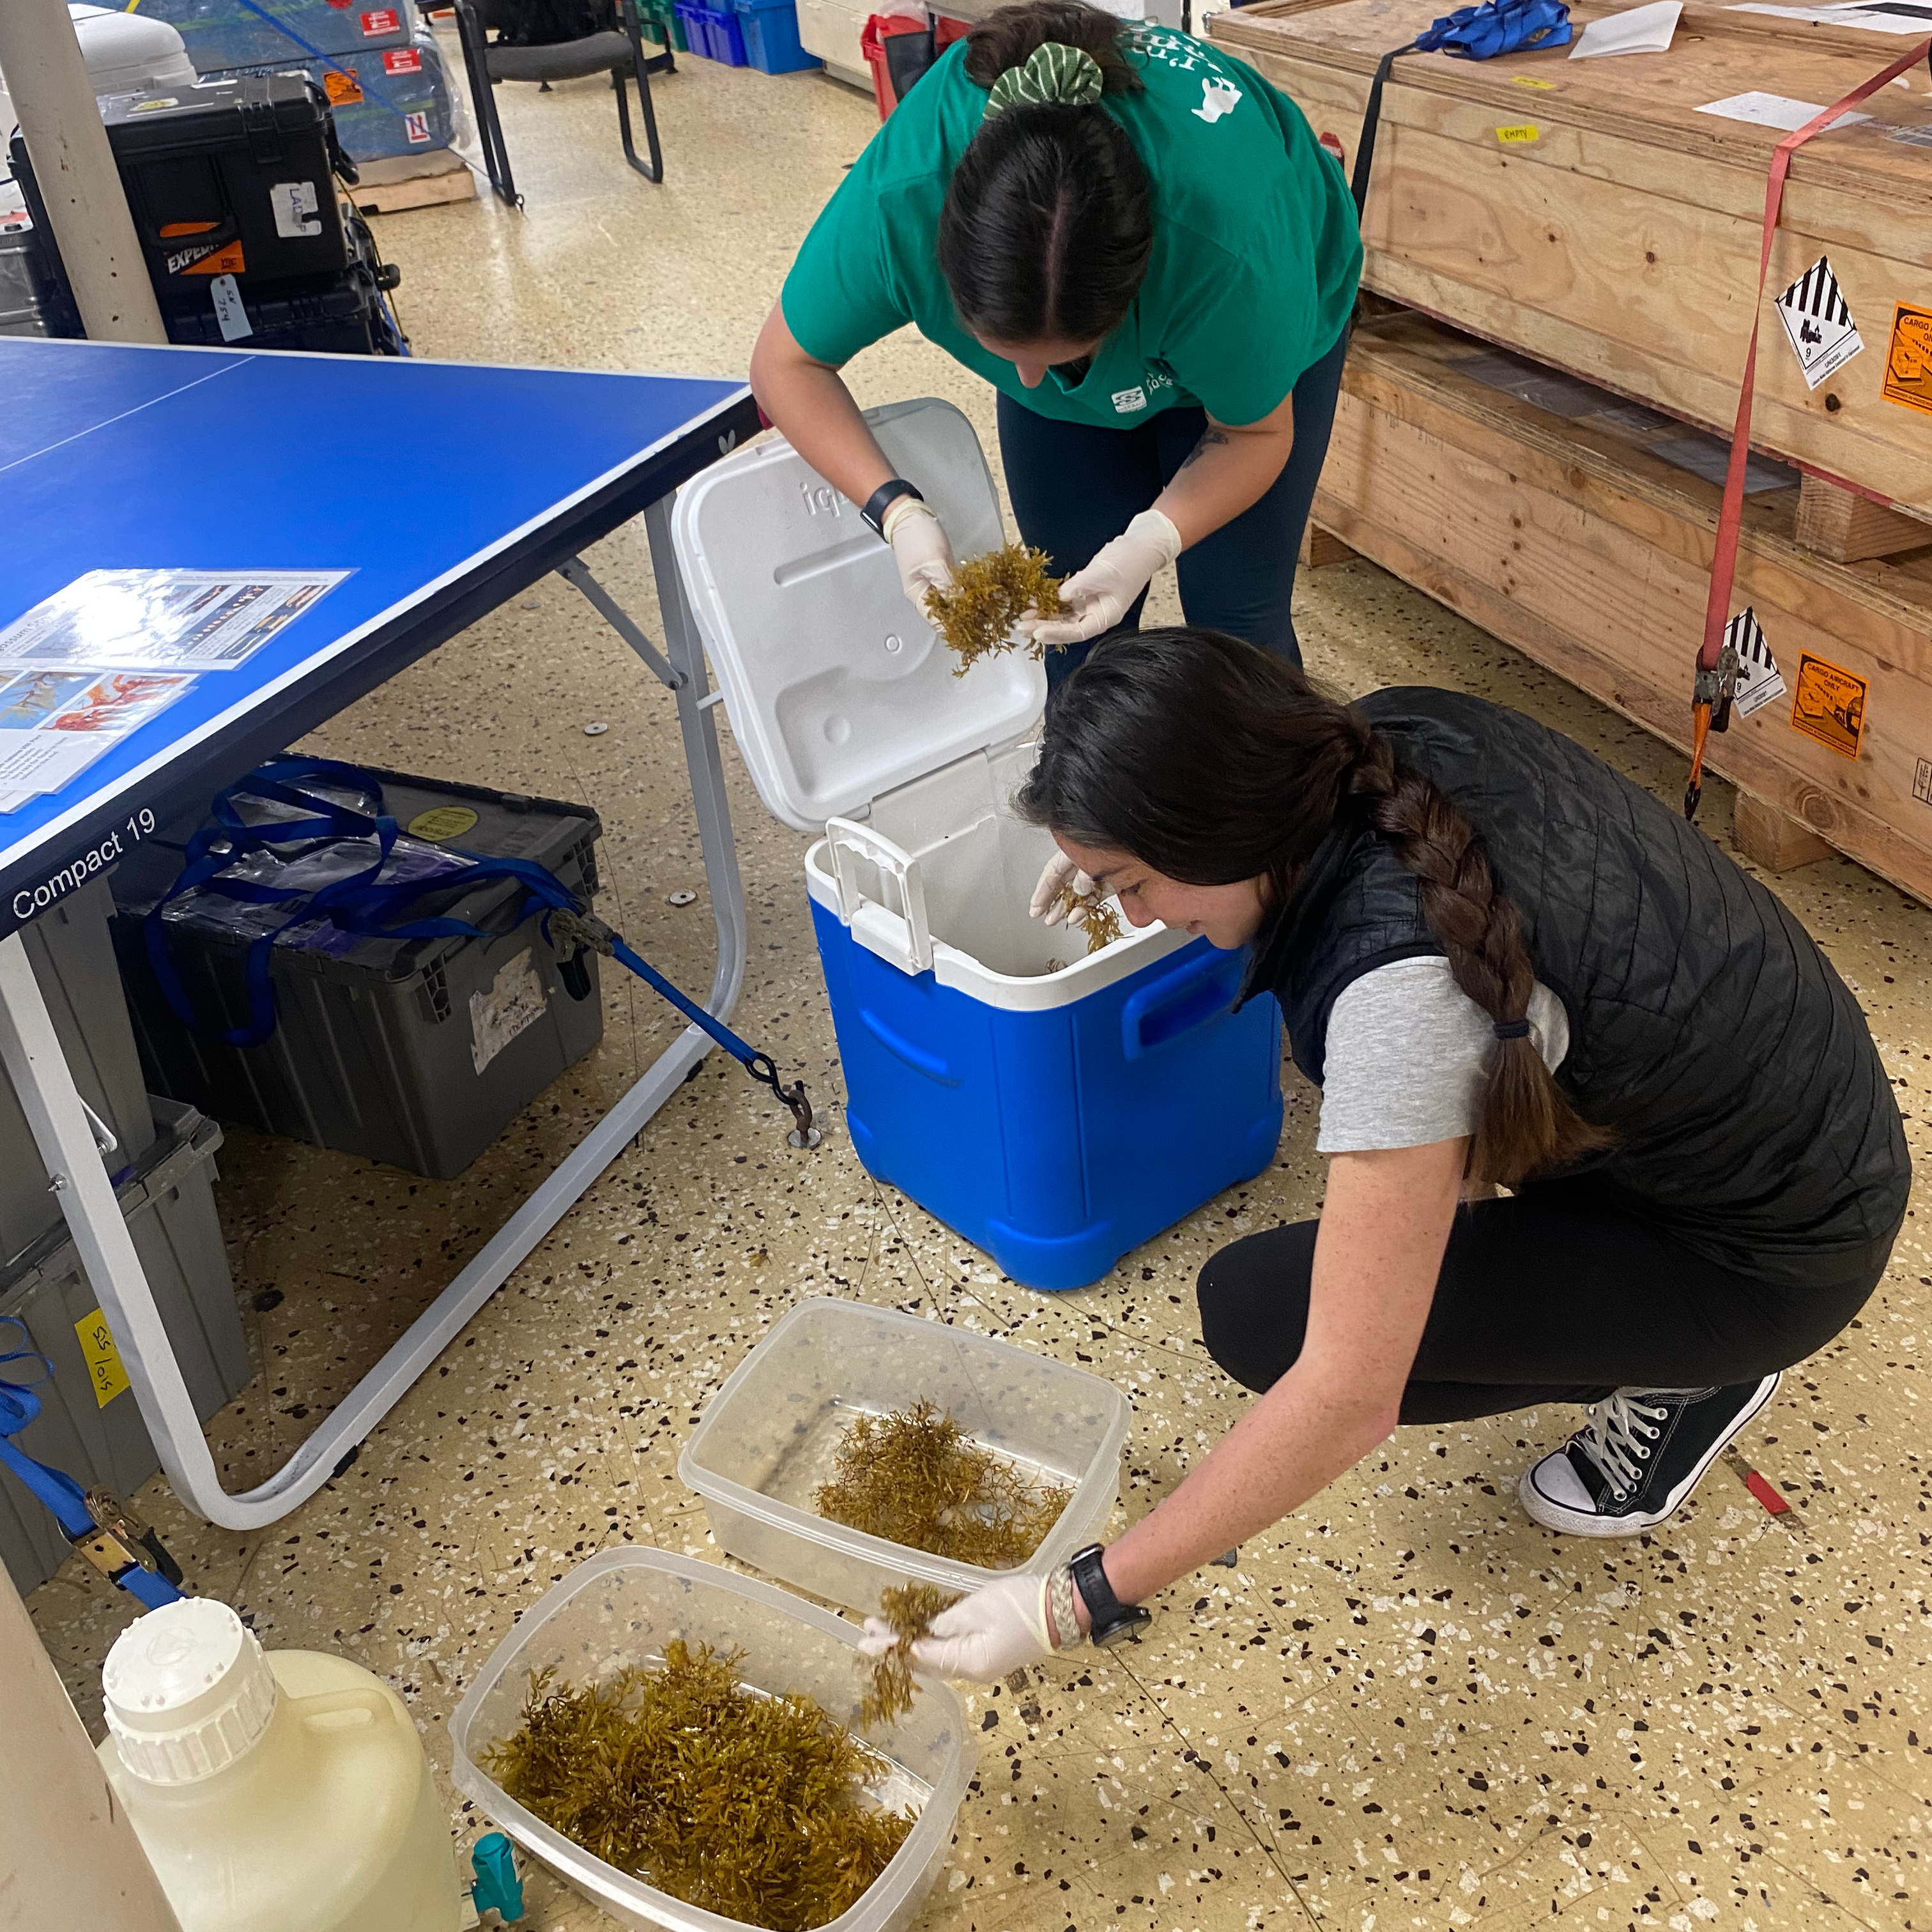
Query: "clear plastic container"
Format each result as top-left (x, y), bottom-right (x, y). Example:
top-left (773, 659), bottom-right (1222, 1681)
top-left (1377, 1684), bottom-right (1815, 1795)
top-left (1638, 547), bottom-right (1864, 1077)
top-left (447, 1547), bottom-right (970, 1932)
top-left (678, 1298), bottom-right (1130, 1613)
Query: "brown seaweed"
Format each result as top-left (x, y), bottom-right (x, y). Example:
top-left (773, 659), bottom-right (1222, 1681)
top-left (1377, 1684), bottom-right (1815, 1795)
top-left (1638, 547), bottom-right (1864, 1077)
top-left (1051, 884), bottom-right (1123, 955)
top-left (480, 1641), bottom-right (912, 1931)
top-left (813, 1399), bottom-right (1070, 1568)
top-left (923, 544), bottom-right (1064, 673)
top-left (861, 1582), bottom-right (958, 1728)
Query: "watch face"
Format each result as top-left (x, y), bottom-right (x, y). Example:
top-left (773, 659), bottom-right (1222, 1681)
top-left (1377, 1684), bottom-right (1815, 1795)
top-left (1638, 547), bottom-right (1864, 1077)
top-left (1091, 1606), bottom-right (1153, 1650)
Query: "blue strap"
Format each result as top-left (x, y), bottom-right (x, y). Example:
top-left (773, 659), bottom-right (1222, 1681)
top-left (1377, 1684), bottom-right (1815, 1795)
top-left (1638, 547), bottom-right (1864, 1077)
top-left (1414, 0), bottom-right (1571, 57)
top-left (151, 762), bottom-right (781, 1078)
top-left (0, 1322), bottom-right (185, 1609)
top-left (1353, 0), bottom-right (1568, 215)
top-left (144, 758), bottom-right (404, 1049)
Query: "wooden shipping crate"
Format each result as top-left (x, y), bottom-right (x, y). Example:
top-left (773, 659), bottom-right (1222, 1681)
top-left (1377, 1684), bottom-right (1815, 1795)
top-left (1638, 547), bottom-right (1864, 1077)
top-left (1210, 0), bottom-right (1932, 520)
top-left (1314, 312), bottom-right (1932, 900)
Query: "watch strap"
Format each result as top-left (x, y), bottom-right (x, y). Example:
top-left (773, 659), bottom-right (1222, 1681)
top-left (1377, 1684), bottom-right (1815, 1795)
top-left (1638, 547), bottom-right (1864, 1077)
top-left (861, 477), bottom-right (923, 539)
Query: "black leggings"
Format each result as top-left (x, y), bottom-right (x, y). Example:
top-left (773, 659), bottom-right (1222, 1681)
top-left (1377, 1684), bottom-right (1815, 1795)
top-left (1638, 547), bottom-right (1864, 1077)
top-left (996, 326), bottom-right (1350, 680)
top-left (1196, 1176), bottom-right (1889, 1424)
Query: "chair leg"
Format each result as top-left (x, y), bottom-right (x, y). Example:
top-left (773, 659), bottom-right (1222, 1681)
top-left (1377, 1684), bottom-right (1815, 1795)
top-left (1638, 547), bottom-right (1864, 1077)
top-left (615, 0), bottom-right (666, 182)
top-left (454, 0), bottom-right (522, 208)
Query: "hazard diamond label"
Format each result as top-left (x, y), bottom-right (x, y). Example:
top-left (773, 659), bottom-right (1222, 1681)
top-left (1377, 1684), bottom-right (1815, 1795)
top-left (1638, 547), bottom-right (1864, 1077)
top-left (1774, 255), bottom-right (1862, 391)
top-left (1727, 608), bottom-right (1786, 720)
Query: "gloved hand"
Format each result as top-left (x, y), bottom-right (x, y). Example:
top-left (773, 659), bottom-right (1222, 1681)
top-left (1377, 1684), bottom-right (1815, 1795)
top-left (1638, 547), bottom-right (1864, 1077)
top-left (1029, 849), bottom-right (1097, 928)
top-left (884, 495), bottom-right (956, 608)
top-left (1024, 509), bottom-right (1183, 650)
top-left (859, 1572), bottom-right (1064, 1683)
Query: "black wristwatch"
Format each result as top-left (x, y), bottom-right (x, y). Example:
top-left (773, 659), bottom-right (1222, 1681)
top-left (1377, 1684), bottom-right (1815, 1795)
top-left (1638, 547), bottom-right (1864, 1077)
top-left (860, 477), bottom-right (924, 540)
top-left (1070, 1544), bottom-right (1153, 1650)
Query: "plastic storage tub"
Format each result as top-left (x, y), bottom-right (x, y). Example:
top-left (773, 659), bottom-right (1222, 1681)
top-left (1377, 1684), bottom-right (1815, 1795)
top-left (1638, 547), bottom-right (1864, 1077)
top-left (0, 1098), bottom-right (249, 1595)
top-left (671, 398), bottom-right (1284, 1291)
top-left (734, 0), bottom-right (820, 73)
top-left (676, 1), bottom-right (748, 63)
top-left (3, 875), bottom-right (156, 1272)
top-left (678, 1297), bottom-right (1129, 1614)
top-left (109, 767), bottom-right (604, 1181)
top-left (450, 1547), bottom-right (970, 1932)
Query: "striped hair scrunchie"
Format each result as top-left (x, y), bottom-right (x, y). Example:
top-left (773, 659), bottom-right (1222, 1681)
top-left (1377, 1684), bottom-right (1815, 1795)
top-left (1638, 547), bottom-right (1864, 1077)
top-left (984, 41), bottom-right (1105, 115)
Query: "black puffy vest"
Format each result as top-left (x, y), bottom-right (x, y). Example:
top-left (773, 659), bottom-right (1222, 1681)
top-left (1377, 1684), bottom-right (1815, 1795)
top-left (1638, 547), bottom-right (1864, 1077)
top-left (1244, 688), bottom-right (1908, 1286)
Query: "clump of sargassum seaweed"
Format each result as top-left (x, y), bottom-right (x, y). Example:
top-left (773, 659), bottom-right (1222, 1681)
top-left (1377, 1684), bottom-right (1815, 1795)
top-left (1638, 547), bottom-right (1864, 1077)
top-left (815, 1399), bottom-right (1071, 1568)
top-left (482, 1642), bottom-right (912, 1931)
top-left (861, 1582), bottom-right (958, 1728)
top-left (923, 544), bottom-right (1064, 673)
top-left (1053, 881), bottom-right (1123, 955)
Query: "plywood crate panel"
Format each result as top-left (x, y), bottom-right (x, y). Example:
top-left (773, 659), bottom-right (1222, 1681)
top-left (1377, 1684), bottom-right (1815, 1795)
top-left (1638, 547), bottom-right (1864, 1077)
top-left (1316, 313), bottom-right (1932, 900)
top-left (1211, 0), bottom-right (1932, 519)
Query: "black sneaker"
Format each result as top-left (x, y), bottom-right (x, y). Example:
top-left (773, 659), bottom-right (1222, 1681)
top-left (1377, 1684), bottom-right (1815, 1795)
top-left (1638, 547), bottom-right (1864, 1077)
top-left (1518, 1374), bottom-right (1781, 1537)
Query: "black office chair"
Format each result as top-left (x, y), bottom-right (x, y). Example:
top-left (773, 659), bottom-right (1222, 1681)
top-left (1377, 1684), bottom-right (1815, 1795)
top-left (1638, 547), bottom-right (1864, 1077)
top-left (444, 0), bottom-right (671, 208)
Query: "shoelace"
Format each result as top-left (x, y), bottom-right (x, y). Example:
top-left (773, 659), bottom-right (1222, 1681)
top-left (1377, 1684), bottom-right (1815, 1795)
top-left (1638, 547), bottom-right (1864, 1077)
top-left (1576, 1392), bottom-right (1673, 1500)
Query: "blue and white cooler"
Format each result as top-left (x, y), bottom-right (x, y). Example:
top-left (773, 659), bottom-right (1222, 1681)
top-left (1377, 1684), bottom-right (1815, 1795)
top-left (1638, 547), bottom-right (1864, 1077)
top-left (672, 399), bottom-right (1284, 1292)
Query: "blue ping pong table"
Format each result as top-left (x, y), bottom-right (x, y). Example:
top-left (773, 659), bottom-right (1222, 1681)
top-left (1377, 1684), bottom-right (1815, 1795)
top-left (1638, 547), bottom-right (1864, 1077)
top-left (0, 337), bottom-right (761, 1532)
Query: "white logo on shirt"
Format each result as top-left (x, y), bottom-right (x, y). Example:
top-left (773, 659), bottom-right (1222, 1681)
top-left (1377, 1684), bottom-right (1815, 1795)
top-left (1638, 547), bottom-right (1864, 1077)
top-left (1194, 77), bottom-right (1243, 123)
top-left (1112, 386), bottom-right (1148, 413)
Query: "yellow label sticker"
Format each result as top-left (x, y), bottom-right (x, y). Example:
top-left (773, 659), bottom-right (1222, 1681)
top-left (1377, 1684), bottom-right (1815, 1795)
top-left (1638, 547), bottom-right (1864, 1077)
top-left (323, 69), bottom-right (364, 106)
top-left (1510, 75), bottom-right (1556, 88)
top-left (1495, 122), bottom-right (1542, 144)
top-left (75, 1308), bottom-right (129, 1408)
top-left (1790, 652), bottom-right (1868, 760)
top-left (1882, 302), bottom-right (1932, 416)
top-left (406, 805), bottom-right (480, 843)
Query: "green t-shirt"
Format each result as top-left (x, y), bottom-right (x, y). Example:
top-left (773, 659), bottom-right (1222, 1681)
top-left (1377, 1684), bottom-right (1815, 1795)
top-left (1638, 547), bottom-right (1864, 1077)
top-left (782, 27), bottom-right (1361, 429)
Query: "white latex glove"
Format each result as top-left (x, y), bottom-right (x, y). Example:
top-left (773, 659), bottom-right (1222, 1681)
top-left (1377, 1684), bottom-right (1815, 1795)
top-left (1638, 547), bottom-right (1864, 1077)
top-left (1029, 849), bottom-right (1096, 928)
top-left (1024, 508), bottom-right (1183, 650)
top-left (858, 1573), bottom-right (1062, 1683)
top-left (883, 494), bottom-right (956, 607)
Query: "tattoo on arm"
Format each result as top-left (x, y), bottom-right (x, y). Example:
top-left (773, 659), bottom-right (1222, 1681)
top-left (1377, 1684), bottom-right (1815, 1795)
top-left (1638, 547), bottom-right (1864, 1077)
top-left (1178, 426), bottom-right (1231, 471)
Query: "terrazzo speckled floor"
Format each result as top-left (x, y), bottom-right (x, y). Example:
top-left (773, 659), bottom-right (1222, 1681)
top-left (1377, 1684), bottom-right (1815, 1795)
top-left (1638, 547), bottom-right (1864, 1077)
top-left (25, 40), bottom-right (1932, 1932)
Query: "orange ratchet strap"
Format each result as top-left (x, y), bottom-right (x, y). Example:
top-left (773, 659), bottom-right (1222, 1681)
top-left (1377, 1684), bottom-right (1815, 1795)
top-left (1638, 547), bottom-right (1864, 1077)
top-left (1684, 33), bottom-right (1932, 820)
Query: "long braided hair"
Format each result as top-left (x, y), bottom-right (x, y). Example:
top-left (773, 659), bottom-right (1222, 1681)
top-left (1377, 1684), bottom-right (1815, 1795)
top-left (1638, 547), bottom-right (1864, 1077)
top-left (1016, 630), bottom-right (1611, 1186)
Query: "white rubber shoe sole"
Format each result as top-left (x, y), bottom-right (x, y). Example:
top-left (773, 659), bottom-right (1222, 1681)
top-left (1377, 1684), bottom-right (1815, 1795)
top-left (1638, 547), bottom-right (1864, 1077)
top-left (1517, 1372), bottom-right (1782, 1538)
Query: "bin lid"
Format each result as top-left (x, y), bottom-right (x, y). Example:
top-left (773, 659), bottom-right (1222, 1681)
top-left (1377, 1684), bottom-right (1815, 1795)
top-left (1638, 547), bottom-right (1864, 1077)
top-left (671, 397), bottom-right (1046, 833)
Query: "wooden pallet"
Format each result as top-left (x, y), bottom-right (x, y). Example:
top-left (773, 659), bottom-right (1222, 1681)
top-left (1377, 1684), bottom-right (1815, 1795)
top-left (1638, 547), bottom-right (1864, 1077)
top-left (1211, 0), bottom-right (1932, 533)
top-left (1313, 312), bottom-right (1932, 898)
top-left (350, 152), bottom-right (479, 215)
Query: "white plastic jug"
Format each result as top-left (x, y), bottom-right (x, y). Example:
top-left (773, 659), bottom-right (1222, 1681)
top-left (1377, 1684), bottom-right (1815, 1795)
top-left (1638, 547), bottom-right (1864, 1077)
top-left (97, 1597), bottom-right (460, 1932)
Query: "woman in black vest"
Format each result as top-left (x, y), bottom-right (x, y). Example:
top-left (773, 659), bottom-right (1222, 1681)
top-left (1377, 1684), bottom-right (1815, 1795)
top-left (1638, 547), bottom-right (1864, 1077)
top-left (865, 629), bottom-right (1908, 1678)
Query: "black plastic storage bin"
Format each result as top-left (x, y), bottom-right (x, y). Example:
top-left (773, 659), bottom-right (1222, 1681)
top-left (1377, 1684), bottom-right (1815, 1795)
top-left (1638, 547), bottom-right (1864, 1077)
top-left (162, 206), bottom-right (404, 355)
top-left (9, 72), bottom-right (353, 326)
top-left (0, 1098), bottom-right (249, 1597)
top-left (109, 770), bottom-right (606, 1181)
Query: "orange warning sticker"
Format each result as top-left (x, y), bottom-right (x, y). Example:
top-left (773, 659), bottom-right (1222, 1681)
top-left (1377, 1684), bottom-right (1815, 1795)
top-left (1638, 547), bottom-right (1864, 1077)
top-left (1883, 302), bottom-right (1932, 416)
top-left (323, 68), bottom-right (365, 105)
top-left (177, 240), bottom-right (245, 277)
top-left (1790, 652), bottom-right (1868, 760)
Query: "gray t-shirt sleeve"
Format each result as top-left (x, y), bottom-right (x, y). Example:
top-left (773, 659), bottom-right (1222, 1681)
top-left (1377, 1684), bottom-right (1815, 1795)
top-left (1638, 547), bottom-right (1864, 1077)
top-left (1315, 956), bottom-right (1570, 1154)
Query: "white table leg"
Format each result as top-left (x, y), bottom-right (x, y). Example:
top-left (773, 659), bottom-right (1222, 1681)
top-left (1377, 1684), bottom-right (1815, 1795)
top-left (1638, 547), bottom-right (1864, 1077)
top-left (0, 494), bottom-right (746, 1531)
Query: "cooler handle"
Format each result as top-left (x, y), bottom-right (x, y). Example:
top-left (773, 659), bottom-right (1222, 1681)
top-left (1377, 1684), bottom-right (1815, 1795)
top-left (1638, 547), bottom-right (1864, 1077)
top-left (1121, 945), bottom-right (1243, 1061)
top-left (825, 818), bottom-right (933, 975)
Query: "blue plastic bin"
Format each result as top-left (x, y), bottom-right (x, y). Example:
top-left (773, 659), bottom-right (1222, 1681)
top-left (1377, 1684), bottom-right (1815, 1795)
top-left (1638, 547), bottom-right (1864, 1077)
top-left (733, 0), bottom-right (820, 73)
top-left (675, 0), bottom-right (747, 63)
top-left (670, 397), bottom-right (1285, 1294)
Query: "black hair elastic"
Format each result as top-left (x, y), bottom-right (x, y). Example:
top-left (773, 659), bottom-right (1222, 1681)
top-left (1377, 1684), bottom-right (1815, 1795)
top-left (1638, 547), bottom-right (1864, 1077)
top-left (1493, 1018), bottom-right (1532, 1040)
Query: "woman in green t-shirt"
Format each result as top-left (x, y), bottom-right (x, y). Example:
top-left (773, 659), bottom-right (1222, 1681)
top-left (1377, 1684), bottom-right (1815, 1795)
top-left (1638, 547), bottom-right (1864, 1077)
top-left (749, 0), bottom-right (1361, 678)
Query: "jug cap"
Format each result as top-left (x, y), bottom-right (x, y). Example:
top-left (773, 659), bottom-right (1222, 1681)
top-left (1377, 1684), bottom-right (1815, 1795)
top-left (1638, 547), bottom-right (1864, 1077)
top-left (104, 1597), bottom-right (279, 1784)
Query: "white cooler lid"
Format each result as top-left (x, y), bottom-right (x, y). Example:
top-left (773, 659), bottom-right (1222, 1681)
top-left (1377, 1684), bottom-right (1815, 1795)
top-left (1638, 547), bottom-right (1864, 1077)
top-left (671, 397), bottom-right (1046, 832)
